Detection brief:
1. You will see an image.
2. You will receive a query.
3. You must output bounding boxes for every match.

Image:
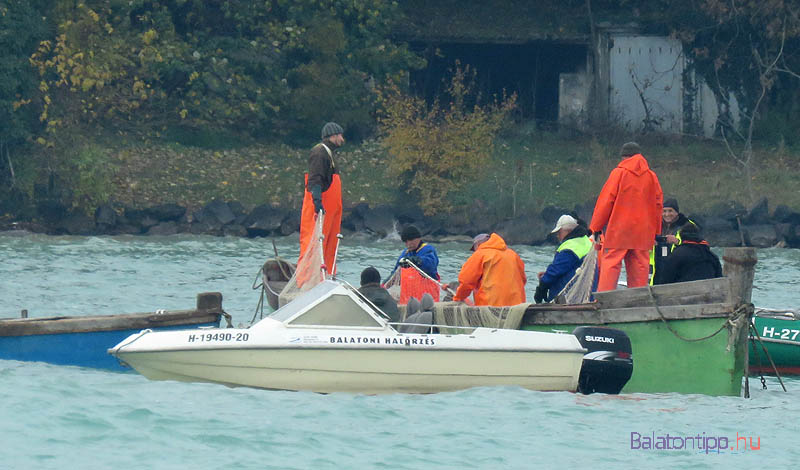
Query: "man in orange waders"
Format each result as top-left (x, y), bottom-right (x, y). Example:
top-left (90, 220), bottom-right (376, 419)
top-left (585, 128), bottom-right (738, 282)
top-left (298, 122), bottom-right (345, 275)
top-left (453, 233), bottom-right (527, 306)
top-left (590, 142), bottom-right (663, 291)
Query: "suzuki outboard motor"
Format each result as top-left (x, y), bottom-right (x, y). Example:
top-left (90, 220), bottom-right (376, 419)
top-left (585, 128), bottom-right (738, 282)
top-left (572, 326), bottom-right (633, 394)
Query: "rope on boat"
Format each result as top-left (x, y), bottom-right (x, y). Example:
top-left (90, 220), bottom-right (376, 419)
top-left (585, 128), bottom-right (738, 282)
top-left (221, 310), bottom-right (233, 328)
top-left (749, 322), bottom-right (788, 392)
top-left (250, 265), bottom-right (268, 324)
top-left (645, 285), bottom-right (750, 343)
top-left (749, 331), bottom-right (768, 390)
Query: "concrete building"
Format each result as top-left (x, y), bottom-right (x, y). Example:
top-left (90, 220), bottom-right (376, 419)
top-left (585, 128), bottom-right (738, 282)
top-left (397, 1), bottom-right (735, 137)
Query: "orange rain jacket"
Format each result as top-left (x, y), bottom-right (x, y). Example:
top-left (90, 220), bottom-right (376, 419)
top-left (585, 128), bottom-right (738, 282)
top-left (453, 233), bottom-right (527, 306)
top-left (589, 154), bottom-right (663, 250)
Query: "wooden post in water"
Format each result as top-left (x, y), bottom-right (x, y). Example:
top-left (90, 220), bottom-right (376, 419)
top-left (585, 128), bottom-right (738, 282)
top-left (722, 247), bottom-right (757, 305)
top-left (21, 309), bottom-right (28, 318)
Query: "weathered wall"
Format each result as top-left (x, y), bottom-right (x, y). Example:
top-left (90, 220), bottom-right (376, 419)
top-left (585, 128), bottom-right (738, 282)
top-left (608, 35), bottom-right (684, 134)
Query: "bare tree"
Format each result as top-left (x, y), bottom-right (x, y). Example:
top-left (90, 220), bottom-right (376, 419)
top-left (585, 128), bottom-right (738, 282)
top-left (715, 24), bottom-right (796, 203)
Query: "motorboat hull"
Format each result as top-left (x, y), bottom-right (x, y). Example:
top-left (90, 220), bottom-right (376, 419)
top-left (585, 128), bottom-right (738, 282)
top-left (115, 346), bottom-right (583, 394)
top-left (109, 281), bottom-right (587, 394)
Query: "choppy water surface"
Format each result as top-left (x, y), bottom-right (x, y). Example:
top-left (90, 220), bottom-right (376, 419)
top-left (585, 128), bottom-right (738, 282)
top-left (1, 234), bottom-right (798, 468)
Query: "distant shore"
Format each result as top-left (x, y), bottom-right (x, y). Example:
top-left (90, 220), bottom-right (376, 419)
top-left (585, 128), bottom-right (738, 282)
top-left (3, 196), bottom-right (799, 249)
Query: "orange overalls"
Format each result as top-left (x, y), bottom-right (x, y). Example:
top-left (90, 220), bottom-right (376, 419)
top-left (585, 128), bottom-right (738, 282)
top-left (590, 154), bottom-right (663, 291)
top-left (298, 173), bottom-right (342, 275)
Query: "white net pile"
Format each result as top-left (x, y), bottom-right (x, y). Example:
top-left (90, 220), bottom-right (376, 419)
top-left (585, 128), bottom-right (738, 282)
top-left (278, 215), bottom-right (326, 307)
top-left (555, 247), bottom-right (598, 304)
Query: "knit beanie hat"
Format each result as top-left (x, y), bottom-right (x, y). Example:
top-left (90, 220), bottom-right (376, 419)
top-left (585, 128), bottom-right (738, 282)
top-left (620, 142), bottom-right (642, 157)
top-left (321, 122), bottom-right (344, 139)
top-left (360, 266), bottom-right (381, 286)
top-left (663, 198), bottom-right (679, 212)
top-left (400, 225), bottom-right (422, 241)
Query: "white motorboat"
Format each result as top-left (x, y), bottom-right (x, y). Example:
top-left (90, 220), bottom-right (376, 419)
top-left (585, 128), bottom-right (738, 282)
top-left (109, 280), bottom-right (602, 394)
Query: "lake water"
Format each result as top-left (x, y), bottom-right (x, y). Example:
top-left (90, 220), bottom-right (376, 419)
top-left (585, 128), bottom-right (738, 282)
top-left (1, 233), bottom-right (798, 468)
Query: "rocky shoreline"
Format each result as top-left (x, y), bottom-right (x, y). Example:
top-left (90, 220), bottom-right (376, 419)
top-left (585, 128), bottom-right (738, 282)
top-left (2, 197), bottom-right (800, 249)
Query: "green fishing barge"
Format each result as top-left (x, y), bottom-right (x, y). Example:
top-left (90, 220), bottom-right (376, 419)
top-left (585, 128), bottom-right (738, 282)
top-left (519, 248), bottom-right (757, 396)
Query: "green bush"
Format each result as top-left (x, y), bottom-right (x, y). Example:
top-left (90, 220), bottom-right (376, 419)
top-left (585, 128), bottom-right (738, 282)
top-left (68, 145), bottom-right (116, 211)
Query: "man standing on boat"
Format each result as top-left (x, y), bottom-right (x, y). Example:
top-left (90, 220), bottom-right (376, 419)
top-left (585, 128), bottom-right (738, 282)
top-left (388, 225), bottom-right (441, 303)
top-left (298, 122), bottom-right (345, 275)
top-left (590, 142), bottom-right (663, 291)
top-left (453, 233), bottom-right (527, 306)
top-left (534, 214), bottom-right (593, 303)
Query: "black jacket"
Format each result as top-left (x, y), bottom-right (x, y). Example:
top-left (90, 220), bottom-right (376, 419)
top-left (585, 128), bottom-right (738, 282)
top-left (358, 283), bottom-right (400, 322)
top-left (306, 139), bottom-right (339, 192)
top-left (653, 240), bottom-right (722, 285)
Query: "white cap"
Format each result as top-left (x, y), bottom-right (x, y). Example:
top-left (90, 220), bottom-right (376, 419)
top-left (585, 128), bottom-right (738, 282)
top-left (551, 215), bottom-right (578, 233)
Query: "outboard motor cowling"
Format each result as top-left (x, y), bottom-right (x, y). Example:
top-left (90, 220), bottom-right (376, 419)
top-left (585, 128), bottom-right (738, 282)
top-left (572, 326), bottom-right (633, 394)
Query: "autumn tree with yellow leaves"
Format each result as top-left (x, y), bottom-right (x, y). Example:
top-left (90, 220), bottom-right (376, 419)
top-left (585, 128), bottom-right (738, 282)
top-left (378, 65), bottom-right (516, 216)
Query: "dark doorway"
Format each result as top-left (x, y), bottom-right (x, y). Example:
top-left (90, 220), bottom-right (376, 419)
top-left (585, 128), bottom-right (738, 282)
top-left (410, 42), bottom-right (587, 124)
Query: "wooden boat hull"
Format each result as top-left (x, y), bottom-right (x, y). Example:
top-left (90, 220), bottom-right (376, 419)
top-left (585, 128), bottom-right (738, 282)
top-left (0, 293), bottom-right (224, 371)
top-left (749, 313), bottom-right (800, 375)
top-left (524, 316), bottom-right (747, 396)
top-left (261, 258), bottom-right (295, 310)
top-left (520, 272), bottom-right (753, 396)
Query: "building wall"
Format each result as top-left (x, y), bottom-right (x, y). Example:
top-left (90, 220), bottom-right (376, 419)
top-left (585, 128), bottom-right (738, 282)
top-left (608, 35), bottom-right (684, 134)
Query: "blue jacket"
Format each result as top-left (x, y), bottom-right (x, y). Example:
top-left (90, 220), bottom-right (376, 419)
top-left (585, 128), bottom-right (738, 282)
top-left (390, 242), bottom-right (439, 280)
top-left (540, 231), bottom-right (592, 302)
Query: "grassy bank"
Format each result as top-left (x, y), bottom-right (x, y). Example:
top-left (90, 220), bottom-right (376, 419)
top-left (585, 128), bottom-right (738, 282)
top-left (68, 124), bottom-right (800, 219)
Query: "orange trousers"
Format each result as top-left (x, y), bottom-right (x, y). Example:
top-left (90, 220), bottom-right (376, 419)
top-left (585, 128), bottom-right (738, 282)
top-left (298, 174), bottom-right (342, 274)
top-left (597, 248), bottom-right (650, 291)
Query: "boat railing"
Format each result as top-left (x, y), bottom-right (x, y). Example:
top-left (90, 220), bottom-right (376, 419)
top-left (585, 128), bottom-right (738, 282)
top-left (755, 307), bottom-right (797, 320)
top-left (388, 322), bottom-right (478, 334)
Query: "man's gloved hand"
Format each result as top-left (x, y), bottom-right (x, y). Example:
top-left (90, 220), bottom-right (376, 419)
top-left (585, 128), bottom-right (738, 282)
top-left (406, 255), bottom-right (423, 267)
top-left (592, 231), bottom-right (603, 250)
top-left (399, 258), bottom-right (411, 268)
top-left (310, 185), bottom-right (324, 214)
top-left (534, 283), bottom-right (548, 304)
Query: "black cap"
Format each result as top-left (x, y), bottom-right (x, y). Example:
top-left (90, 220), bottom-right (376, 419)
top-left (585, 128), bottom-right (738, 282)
top-left (360, 267), bottom-right (381, 286)
top-left (680, 220), bottom-right (702, 241)
top-left (400, 225), bottom-right (421, 242)
top-left (682, 220), bottom-right (700, 234)
top-left (620, 142), bottom-right (642, 157)
top-left (663, 198), bottom-right (679, 212)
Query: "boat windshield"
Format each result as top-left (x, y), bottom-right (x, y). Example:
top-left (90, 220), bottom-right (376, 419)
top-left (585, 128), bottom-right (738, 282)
top-left (268, 280), bottom-right (383, 328)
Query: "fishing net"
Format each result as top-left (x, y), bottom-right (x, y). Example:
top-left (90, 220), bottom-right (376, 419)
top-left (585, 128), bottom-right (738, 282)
top-left (555, 247), bottom-right (598, 304)
top-left (279, 214), bottom-right (326, 307)
top-left (384, 269), bottom-right (402, 301)
top-left (384, 264), bottom-right (446, 305)
top-left (431, 302), bottom-right (529, 333)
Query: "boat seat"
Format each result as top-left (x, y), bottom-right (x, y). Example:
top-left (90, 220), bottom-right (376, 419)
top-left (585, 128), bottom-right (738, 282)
top-left (420, 293), bottom-right (434, 313)
top-left (405, 297), bottom-right (421, 319)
